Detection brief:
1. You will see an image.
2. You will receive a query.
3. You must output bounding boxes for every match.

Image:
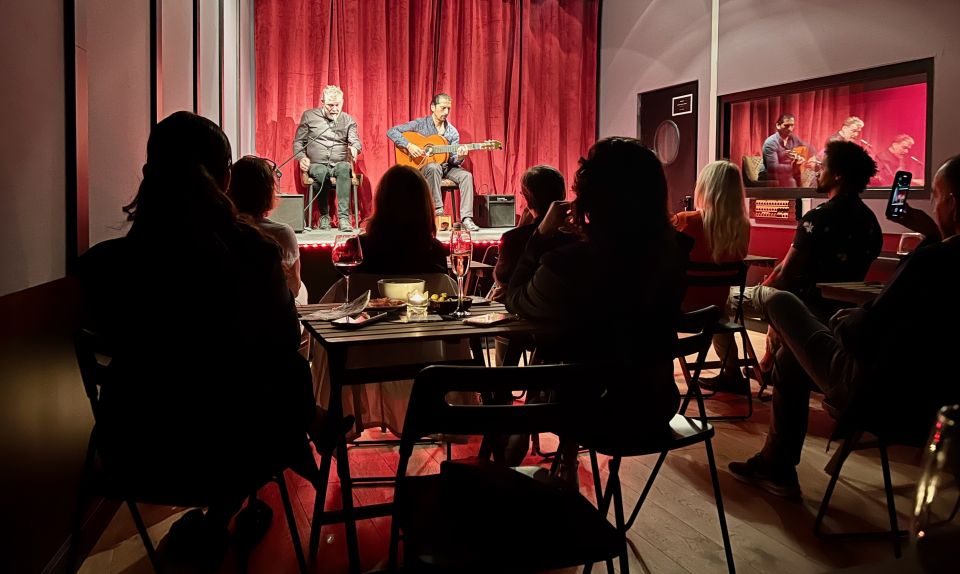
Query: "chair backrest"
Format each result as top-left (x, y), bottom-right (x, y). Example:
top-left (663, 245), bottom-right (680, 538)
top-left (397, 364), bottom-right (598, 468)
top-left (742, 155), bottom-right (764, 183)
top-left (685, 260), bottom-right (749, 322)
top-left (319, 272), bottom-right (457, 303)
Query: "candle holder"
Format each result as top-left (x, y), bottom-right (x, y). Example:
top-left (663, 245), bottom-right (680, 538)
top-left (406, 289), bottom-right (429, 321)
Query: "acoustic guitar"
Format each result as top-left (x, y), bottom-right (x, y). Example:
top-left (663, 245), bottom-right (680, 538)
top-left (395, 131), bottom-right (502, 169)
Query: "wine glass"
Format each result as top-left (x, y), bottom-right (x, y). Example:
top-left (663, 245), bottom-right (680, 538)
top-left (913, 404), bottom-right (960, 573)
top-left (449, 224), bottom-right (473, 318)
top-left (331, 233), bottom-right (363, 304)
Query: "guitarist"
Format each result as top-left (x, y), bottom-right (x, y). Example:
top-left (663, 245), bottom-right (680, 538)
top-left (387, 93), bottom-right (480, 231)
top-left (760, 113), bottom-right (816, 187)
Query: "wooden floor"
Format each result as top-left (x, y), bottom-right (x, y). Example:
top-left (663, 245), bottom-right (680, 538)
top-left (79, 330), bottom-right (924, 574)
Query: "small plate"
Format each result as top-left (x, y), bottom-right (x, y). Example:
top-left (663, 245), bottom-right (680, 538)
top-left (330, 310), bottom-right (395, 329)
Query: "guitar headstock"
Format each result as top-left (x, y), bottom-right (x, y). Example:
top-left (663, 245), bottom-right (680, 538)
top-left (480, 140), bottom-right (503, 151)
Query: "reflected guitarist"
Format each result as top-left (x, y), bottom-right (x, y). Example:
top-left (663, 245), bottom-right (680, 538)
top-left (387, 93), bottom-right (481, 231)
top-left (761, 113), bottom-right (817, 187)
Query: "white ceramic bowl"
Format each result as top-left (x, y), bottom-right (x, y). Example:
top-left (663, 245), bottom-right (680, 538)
top-left (377, 278), bottom-right (426, 300)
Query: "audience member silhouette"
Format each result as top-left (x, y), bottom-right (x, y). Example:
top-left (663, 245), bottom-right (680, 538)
top-left (505, 137), bottom-right (691, 480)
top-left (355, 165), bottom-right (447, 275)
top-left (78, 111), bottom-right (318, 560)
top-left (672, 160), bottom-right (751, 390)
top-left (729, 154), bottom-right (960, 499)
top-left (229, 155), bottom-right (306, 303)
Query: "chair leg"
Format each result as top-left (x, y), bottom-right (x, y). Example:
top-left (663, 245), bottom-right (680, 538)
top-left (878, 441), bottom-right (902, 558)
top-left (704, 438), bottom-right (736, 574)
top-left (624, 451), bottom-right (667, 531)
top-left (309, 446), bottom-right (334, 558)
top-left (814, 435), bottom-right (855, 535)
top-left (127, 500), bottom-right (163, 573)
top-left (610, 469), bottom-right (629, 574)
top-left (275, 472), bottom-right (309, 574)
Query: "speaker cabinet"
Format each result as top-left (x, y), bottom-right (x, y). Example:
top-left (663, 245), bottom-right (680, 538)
top-left (476, 195), bottom-right (516, 228)
top-left (270, 194), bottom-right (304, 232)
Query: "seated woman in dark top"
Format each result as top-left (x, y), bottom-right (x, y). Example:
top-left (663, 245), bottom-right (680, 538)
top-left (505, 137), bottom-right (690, 446)
top-left (355, 165), bottom-right (447, 275)
top-left (489, 165), bottom-right (569, 301)
top-left (77, 112), bottom-right (318, 558)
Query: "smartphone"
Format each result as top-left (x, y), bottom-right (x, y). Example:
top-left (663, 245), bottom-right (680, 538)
top-left (331, 310), bottom-right (392, 329)
top-left (886, 170), bottom-right (912, 219)
top-left (463, 312), bottom-right (514, 326)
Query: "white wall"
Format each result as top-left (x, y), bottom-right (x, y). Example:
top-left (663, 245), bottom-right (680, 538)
top-left (0, 0), bottom-right (66, 297)
top-left (161, 0), bottom-right (195, 117)
top-left (198, 0), bottom-right (221, 123)
top-left (87, 0), bottom-right (151, 245)
top-left (599, 0), bottom-right (713, 168)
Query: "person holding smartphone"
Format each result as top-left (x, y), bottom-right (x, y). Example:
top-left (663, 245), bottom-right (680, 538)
top-left (728, 155), bottom-right (960, 499)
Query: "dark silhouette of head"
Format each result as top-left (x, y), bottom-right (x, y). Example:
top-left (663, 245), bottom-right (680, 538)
top-left (366, 165), bottom-right (437, 245)
top-left (821, 140), bottom-right (877, 194)
top-left (125, 111), bottom-right (236, 237)
top-left (573, 136), bottom-right (669, 240)
top-left (520, 165), bottom-right (566, 217)
top-left (229, 156), bottom-right (277, 218)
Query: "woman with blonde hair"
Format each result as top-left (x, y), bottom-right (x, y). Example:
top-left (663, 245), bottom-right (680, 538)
top-left (672, 160), bottom-right (751, 389)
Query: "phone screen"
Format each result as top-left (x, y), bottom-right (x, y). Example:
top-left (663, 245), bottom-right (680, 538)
top-left (886, 170), bottom-right (912, 219)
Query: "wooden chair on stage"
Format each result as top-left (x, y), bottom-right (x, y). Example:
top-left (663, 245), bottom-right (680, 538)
top-left (299, 156), bottom-right (363, 230)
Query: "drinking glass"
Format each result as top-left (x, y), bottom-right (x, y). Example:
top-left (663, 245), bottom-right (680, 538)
top-left (449, 225), bottom-right (473, 318)
top-left (331, 234), bottom-right (363, 303)
top-left (913, 404), bottom-right (960, 573)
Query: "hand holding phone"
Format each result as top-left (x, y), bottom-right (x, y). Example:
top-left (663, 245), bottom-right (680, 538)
top-left (886, 170), bottom-right (912, 219)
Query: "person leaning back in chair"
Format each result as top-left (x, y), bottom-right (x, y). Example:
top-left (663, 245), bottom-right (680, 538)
top-left (293, 84), bottom-right (362, 231)
top-left (386, 93), bottom-right (480, 231)
top-left (728, 154), bottom-right (960, 499)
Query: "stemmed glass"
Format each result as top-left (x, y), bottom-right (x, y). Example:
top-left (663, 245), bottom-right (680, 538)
top-left (449, 224), bottom-right (473, 318)
top-left (331, 233), bottom-right (363, 304)
top-left (913, 404), bottom-right (960, 573)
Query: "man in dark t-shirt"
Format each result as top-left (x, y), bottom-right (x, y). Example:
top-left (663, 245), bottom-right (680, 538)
top-left (761, 140), bottom-right (882, 320)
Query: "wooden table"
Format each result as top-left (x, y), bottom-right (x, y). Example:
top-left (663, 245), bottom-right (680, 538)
top-left (299, 302), bottom-right (540, 572)
top-left (817, 281), bottom-right (885, 306)
top-left (744, 254), bottom-right (778, 268)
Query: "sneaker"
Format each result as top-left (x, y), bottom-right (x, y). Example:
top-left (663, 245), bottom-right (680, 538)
top-left (728, 454), bottom-right (802, 499)
top-left (318, 215), bottom-right (331, 230)
top-left (461, 217), bottom-right (480, 232)
top-left (338, 221), bottom-right (353, 232)
top-left (435, 208), bottom-right (446, 216)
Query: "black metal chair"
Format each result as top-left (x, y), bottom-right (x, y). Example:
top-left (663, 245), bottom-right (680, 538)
top-left (388, 364), bottom-right (624, 573)
top-left (68, 329), bottom-right (309, 574)
top-left (579, 306), bottom-right (736, 574)
top-left (678, 260), bottom-right (766, 420)
top-left (813, 400), bottom-right (927, 558)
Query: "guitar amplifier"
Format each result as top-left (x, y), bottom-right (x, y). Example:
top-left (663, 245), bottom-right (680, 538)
top-left (270, 194), bottom-right (304, 232)
top-left (476, 195), bottom-right (516, 228)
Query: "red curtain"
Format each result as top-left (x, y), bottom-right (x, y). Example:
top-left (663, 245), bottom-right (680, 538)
top-left (255, 0), bottom-right (599, 217)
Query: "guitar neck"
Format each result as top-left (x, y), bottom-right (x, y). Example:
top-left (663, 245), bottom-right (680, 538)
top-left (427, 142), bottom-right (487, 153)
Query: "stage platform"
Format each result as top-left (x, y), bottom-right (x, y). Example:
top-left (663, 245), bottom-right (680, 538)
top-left (295, 226), bottom-right (510, 248)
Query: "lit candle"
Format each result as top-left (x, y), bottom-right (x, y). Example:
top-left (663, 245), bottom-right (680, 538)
top-left (406, 289), bottom-right (429, 320)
